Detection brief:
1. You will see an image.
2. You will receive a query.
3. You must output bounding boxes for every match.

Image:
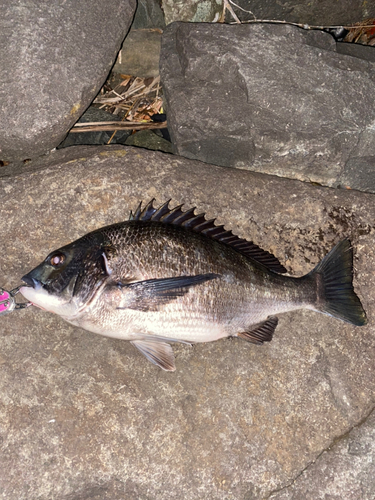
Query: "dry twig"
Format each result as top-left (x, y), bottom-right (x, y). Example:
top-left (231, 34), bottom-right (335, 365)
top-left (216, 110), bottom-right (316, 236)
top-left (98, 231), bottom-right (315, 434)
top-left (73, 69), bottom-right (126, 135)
top-left (71, 74), bottom-right (165, 140)
top-left (70, 121), bottom-right (167, 133)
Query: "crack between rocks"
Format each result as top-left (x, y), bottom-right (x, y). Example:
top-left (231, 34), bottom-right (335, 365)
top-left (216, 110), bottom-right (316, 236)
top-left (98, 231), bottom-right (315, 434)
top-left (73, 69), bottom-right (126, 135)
top-left (264, 404), bottom-right (375, 499)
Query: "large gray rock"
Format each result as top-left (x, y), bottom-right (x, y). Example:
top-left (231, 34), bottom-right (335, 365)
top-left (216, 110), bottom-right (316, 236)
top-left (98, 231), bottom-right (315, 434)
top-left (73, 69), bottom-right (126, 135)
top-left (0, 146), bottom-right (374, 499)
top-left (160, 23), bottom-right (375, 191)
top-left (0, 0), bottom-right (136, 163)
top-left (222, 0), bottom-right (375, 25)
top-left (161, 0), bottom-right (375, 25)
top-left (270, 409), bottom-right (375, 500)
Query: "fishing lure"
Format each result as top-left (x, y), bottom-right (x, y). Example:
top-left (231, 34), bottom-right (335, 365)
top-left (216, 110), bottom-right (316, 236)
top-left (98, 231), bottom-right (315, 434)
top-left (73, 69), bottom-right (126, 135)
top-left (0, 286), bottom-right (31, 316)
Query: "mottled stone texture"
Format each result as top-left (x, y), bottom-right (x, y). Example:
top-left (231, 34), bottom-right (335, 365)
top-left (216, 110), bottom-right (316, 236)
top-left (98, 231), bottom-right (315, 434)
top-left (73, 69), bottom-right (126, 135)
top-left (160, 23), bottom-right (375, 190)
top-left (161, 0), bottom-right (375, 25)
top-left (270, 410), bottom-right (375, 500)
top-left (0, 146), bottom-right (374, 499)
top-left (0, 0), bottom-right (136, 162)
top-left (222, 0), bottom-right (375, 25)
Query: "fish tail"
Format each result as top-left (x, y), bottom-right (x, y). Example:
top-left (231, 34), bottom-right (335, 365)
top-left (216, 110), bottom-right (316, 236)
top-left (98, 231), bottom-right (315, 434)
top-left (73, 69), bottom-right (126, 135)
top-left (308, 239), bottom-right (367, 326)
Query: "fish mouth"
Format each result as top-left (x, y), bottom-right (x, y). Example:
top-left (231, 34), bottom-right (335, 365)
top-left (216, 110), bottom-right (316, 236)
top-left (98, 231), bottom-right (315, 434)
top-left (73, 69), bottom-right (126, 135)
top-left (20, 271), bottom-right (80, 316)
top-left (21, 274), bottom-right (42, 290)
top-left (20, 273), bottom-right (44, 308)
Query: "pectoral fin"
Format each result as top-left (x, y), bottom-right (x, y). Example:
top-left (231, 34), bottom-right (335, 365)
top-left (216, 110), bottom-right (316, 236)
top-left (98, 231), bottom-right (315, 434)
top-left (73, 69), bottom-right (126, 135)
top-left (237, 316), bottom-right (278, 344)
top-left (131, 339), bottom-right (176, 371)
top-left (117, 273), bottom-right (219, 311)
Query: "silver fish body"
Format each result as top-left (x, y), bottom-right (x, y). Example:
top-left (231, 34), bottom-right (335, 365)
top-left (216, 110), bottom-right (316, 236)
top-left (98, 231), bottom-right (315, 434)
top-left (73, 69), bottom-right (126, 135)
top-left (20, 200), bottom-right (367, 371)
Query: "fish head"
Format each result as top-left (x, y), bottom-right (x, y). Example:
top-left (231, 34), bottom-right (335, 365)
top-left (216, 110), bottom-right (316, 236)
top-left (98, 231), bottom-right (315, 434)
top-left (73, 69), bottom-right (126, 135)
top-left (20, 232), bottom-right (111, 318)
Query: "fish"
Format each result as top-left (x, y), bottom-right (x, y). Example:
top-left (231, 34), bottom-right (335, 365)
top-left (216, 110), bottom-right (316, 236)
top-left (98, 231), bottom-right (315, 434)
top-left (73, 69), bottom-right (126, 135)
top-left (20, 199), bottom-right (367, 371)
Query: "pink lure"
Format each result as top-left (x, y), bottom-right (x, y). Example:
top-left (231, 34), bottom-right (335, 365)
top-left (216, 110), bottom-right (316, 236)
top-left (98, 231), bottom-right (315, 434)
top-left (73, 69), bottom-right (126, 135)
top-left (0, 290), bottom-right (13, 313)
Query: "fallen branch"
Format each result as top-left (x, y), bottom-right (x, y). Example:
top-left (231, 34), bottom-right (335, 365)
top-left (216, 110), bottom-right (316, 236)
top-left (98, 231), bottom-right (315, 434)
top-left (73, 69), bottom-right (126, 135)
top-left (70, 121), bottom-right (167, 133)
top-left (228, 18), bottom-right (375, 31)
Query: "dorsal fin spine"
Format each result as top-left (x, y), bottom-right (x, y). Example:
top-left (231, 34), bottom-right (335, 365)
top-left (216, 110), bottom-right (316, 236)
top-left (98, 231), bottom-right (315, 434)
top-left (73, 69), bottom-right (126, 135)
top-left (150, 200), bottom-right (171, 221)
top-left (160, 205), bottom-right (184, 223)
top-left (171, 208), bottom-right (197, 225)
top-left (142, 200), bottom-right (157, 220)
top-left (128, 200), bottom-right (287, 273)
top-left (182, 214), bottom-right (206, 228)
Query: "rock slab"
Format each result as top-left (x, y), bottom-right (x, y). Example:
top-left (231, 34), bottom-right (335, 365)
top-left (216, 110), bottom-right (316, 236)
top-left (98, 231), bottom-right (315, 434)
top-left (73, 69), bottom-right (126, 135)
top-left (223, 0), bottom-right (375, 26)
top-left (0, 146), bottom-right (374, 499)
top-left (270, 409), bottom-right (375, 500)
top-left (0, 0), bottom-right (136, 163)
top-left (161, 0), bottom-right (375, 25)
top-left (160, 23), bottom-right (375, 190)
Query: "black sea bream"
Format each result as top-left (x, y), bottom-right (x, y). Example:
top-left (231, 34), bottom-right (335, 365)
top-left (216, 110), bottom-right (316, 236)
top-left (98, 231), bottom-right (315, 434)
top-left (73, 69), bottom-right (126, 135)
top-left (20, 200), bottom-right (367, 371)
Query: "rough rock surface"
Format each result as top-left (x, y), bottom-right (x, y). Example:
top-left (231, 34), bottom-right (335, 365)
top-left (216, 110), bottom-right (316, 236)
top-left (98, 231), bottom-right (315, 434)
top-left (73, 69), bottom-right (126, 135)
top-left (161, 0), bottom-right (375, 25)
top-left (222, 0), bottom-right (375, 26)
top-left (336, 41), bottom-right (375, 63)
top-left (0, 0), bottom-right (136, 163)
top-left (270, 409), bottom-right (375, 500)
top-left (0, 146), bottom-right (374, 499)
top-left (160, 23), bottom-right (375, 191)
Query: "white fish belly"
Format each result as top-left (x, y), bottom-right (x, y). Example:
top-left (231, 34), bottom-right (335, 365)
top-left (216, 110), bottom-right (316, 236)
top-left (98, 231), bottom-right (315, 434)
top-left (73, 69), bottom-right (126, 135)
top-left (69, 304), bottom-right (229, 343)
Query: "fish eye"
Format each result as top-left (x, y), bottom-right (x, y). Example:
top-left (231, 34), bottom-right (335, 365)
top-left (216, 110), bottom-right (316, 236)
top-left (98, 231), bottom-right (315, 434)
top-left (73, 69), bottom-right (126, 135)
top-left (49, 253), bottom-right (65, 267)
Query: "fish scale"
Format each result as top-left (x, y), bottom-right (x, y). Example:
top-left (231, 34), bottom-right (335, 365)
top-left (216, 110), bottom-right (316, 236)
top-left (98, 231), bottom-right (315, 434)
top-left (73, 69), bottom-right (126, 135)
top-left (19, 199), bottom-right (367, 371)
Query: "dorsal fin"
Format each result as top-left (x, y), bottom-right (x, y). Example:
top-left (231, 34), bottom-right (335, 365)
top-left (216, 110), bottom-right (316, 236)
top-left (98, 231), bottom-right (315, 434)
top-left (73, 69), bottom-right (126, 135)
top-left (129, 200), bottom-right (286, 273)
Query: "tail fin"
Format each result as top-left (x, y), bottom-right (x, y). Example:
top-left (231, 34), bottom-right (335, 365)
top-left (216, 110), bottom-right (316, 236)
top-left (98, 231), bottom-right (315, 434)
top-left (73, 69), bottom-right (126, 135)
top-left (309, 239), bottom-right (367, 326)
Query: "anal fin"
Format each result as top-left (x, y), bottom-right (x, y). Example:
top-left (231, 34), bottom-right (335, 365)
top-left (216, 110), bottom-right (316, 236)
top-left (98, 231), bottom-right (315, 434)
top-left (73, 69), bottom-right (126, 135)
top-left (131, 339), bottom-right (176, 371)
top-left (237, 316), bottom-right (278, 345)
